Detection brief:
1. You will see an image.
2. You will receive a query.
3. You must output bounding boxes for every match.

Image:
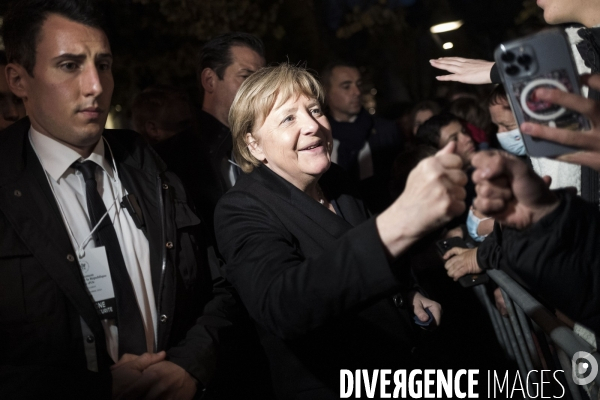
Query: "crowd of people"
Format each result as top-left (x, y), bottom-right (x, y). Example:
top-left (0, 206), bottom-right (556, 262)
top-left (1, 0), bottom-right (600, 399)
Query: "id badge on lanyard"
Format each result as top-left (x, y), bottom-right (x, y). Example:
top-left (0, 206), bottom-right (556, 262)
top-left (80, 247), bottom-right (117, 320)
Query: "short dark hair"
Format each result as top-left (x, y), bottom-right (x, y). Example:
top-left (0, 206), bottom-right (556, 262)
top-left (486, 84), bottom-right (508, 108)
top-left (196, 32), bottom-right (265, 81)
top-left (415, 112), bottom-right (463, 148)
top-left (0, 51), bottom-right (7, 66)
top-left (2, 0), bottom-right (107, 76)
top-left (319, 60), bottom-right (359, 89)
top-left (447, 97), bottom-right (492, 133)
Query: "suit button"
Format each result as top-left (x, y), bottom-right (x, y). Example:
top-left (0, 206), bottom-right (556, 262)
top-left (86, 335), bottom-right (95, 343)
top-left (162, 183), bottom-right (169, 190)
top-left (165, 241), bottom-right (173, 249)
top-left (160, 314), bottom-right (168, 323)
top-left (14, 189), bottom-right (22, 197)
top-left (67, 254), bottom-right (76, 262)
top-left (392, 294), bottom-right (404, 308)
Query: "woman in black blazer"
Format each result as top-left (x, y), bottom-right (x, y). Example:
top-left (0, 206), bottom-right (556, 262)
top-left (214, 64), bottom-right (467, 399)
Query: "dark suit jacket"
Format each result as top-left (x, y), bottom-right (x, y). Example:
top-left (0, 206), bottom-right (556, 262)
top-left (214, 163), bottom-right (416, 400)
top-left (329, 109), bottom-right (404, 213)
top-left (154, 110), bottom-right (234, 242)
top-left (0, 118), bottom-right (234, 399)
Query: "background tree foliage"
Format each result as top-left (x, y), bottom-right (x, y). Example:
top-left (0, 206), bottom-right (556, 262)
top-left (1, 0), bottom-right (542, 120)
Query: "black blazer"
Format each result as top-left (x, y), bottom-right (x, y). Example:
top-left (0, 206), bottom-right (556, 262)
top-left (0, 118), bottom-right (233, 399)
top-left (214, 163), bottom-right (417, 400)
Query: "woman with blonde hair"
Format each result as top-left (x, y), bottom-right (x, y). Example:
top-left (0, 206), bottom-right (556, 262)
top-left (214, 63), bottom-right (467, 399)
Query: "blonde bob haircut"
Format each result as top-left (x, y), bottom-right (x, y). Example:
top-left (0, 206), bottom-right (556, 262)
top-left (229, 63), bottom-right (325, 173)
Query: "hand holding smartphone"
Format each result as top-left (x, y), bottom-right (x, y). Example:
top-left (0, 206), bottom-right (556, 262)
top-left (494, 28), bottom-right (590, 158)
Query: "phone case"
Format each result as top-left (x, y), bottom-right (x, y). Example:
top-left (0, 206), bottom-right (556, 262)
top-left (494, 28), bottom-right (590, 158)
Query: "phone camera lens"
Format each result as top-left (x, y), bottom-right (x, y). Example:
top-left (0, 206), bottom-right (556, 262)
top-left (505, 65), bottom-right (520, 76)
top-left (517, 54), bottom-right (532, 66)
top-left (501, 51), bottom-right (515, 62)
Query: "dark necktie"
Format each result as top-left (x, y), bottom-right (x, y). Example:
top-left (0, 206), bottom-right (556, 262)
top-left (72, 160), bottom-right (147, 356)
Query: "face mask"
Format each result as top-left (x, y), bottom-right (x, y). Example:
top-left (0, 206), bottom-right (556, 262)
top-left (496, 128), bottom-right (526, 156)
top-left (466, 208), bottom-right (492, 243)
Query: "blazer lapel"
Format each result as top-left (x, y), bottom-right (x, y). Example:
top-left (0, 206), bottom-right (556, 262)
top-left (0, 132), bottom-right (105, 339)
top-left (253, 166), bottom-right (355, 240)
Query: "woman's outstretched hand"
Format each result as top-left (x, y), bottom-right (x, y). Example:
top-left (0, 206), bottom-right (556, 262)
top-left (430, 57), bottom-right (494, 85)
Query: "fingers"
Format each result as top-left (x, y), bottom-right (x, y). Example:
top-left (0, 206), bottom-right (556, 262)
top-left (471, 150), bottom-right (512, 182)
top-left (475, 177), bottom-right (512, 201)
top-left (443, 246), bottom-right (465, 260)
top-left (414, 302), bottom-right (430, 322)
top-left (435, 75), bottom-right (461, 82)
top-left (428, 304), bottom-right (442, 326)
top-left (493, 288), bottom-right (508, 317)
top-left (532, 86), bottom-right (598, 121)
top-left (473, 196), bottom-right (509, 216)
top-left (130, 351), bottom-right (166, 371)
top-left (542, 175), bottom-right (552, 188)
top-left (557, 151), bottom-right (600, 171)
top-left (444, 257), bottom-right (467, 280)
top-left (521, 122), bottom-right (600, 152)
top-left (111, 353), bottom-right (139, 370)
top-left (581, 73), bottom-right (600, 92)
top-left (436, 141), bottom-right (457, 156)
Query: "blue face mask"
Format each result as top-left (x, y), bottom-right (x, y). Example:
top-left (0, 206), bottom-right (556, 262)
top-left (496, 128), bottom-right (526, 156)
top-left (466, 208), bottom-right (492, 242)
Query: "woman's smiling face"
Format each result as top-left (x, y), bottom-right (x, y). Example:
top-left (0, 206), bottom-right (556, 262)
top-left (247, 94), bottom-right (332, 190)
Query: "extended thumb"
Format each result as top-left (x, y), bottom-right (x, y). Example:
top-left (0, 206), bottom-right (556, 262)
top-left (436, 141), bottom-right (456, 156)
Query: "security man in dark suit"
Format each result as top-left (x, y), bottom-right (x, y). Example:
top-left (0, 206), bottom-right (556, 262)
top-left (0, 1), bottom-right (233, 398)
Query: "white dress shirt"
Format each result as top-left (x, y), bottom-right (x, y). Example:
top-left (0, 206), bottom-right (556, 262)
top-left (29, 128), bottom-right (156, 362)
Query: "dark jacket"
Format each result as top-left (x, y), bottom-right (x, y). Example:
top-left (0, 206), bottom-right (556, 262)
top-left (0, 118), bottom-right (233, 399)
top-left (154, 110), bottom-right (234, 239)
top-left (497, 191), bottom-right (600, 333)
top-left (328, 109), bottom-right (403, 213)
top-left (214, 163), bottom-right (416, 399)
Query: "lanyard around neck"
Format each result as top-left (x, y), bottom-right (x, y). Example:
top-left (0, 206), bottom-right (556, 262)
top-left (29, 135), bottom-right (123, 258)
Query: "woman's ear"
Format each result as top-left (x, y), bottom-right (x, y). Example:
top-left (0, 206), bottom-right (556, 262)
top-left (245, 132), bottom-right (266, 162)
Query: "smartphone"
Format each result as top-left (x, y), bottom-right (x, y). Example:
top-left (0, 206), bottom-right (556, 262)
top-left (494, 28), bottom-right (590, 158)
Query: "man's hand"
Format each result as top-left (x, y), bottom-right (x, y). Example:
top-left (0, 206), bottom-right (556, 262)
top-left (429, 57), bottom-right (494, 85)
top-left (409, 291), bottom-right (442, 328)
top-left (520, 74), bottom-right (600, 171)
top-left (115, 360), bottom-right (197, 400)
top-left (471, 150), bottom-right (559, 230)
top-left (443, 247), bottom-right (481, 280)
top-left (111, 351), bottom-right (166, 399)
top-left (378, 142), bottom-right (467, 257)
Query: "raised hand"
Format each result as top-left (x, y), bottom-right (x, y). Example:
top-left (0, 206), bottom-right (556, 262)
top-left (521, 74), bottom-right (600, 171)
top-left (429, 57), bottom-right (494, 84)
top-left (377, 142), bottom-right (467, 257)
top-left (471, 150), bottom-right (559, 230)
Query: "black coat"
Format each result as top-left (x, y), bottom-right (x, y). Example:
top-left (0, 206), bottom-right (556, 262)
top-left (153, 110), bottom-right (234, 241)
top-left (0, 118), bottom-right (233, 399)
top-left (214, 163), bottom-right (416, 400)
top-left (498, 191), bottom-right (600, 333)
top-left (328, 109), bottom-right (403, 213)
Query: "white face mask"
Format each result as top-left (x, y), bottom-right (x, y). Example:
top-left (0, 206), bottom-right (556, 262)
top-left (496, 128), bottom-right (526, 156)
top-left (466, 208), bottom-right (491, 242)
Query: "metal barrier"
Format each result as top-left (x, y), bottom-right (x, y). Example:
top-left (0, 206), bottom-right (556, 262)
top-left (472, 269), bottom-right (600, 399)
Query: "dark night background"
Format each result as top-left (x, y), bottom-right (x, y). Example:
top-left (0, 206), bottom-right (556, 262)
top-left (0, 0), bottom-right (548, 125)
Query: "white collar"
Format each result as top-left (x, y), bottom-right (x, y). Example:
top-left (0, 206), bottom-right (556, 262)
top-left (29, 126), bottom-right (115, 182)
